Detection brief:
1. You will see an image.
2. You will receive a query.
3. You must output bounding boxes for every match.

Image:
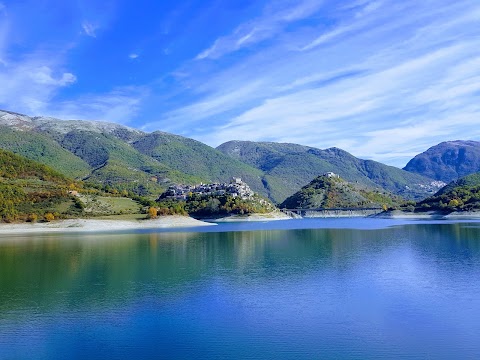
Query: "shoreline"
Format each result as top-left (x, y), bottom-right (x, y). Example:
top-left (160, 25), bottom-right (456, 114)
top-left (2, 211), bottom-right (480, 235)
top-left (199, 211), bottom-right (292, 223)
top-left (373, 210), bottom-right (480, 220)
top-left (0, 216), bottom-right (215, 235)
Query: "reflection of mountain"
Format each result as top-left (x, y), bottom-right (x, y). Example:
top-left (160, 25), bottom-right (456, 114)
top-left (1, 223), bottom-right (479, 314)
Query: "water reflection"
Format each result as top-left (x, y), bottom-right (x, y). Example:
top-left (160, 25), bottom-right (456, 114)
top-left (1, 222), bottom-right (480, 315)
top-left (2, 221), bottom-right (480, 358)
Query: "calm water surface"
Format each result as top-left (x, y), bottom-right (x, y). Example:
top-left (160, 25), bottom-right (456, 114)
top-left (1, 218), bottom-right (480, 359)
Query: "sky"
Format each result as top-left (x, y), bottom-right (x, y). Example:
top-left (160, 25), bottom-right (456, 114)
top-left (0, 0), bottom-right (479, 167)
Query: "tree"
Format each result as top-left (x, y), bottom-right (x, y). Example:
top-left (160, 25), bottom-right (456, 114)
top-left (147, 207), bottom-right (158, 219)
top-left (206, 198), bottom-right (221, 213)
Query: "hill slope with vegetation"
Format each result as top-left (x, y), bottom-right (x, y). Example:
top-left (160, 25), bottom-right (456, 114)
top-left (0, 126), bottom-right (92, 179)
top-left (0, 148), bottom-right (149, 222)
top-left (0, 148), bottom-right (77, 222)
top-left (58, 130), bottom-right (200, 195)
top-left (132, 132), bottom-right (266, 196)
top-left (0, 111), bottom-right (201, 196)
top-left (280, 174), bottom-right (400, 210)
top-left (417, 172), bottom-right (480, 212)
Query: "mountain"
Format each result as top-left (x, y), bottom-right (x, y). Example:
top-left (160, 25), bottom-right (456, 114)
top-left (131, 132), bottom-right (265, 194)
top-left (0, 109), bottom-right (143, 141)
top-left (0, 110), bottom-right (264, 197)
top-left (280, 173), bottom-right (400, 209)
top-left (57, 129), bottom-right (201, 195)
top-left (0, 110), bottom-right (210, 195)
top-left (0, 109), bottom-right (446, 204)
top-left (217, 140), bottom-right (441, 202)
top-left (403, 140), bottom-right (480, 183)
top-left (418, 172), bottom-right (480, 212)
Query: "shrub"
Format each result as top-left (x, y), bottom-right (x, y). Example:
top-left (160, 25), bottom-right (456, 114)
top-left (27, 214), bottom-right (38, 223)
top-left (44, 213), bottom-right (55, 222)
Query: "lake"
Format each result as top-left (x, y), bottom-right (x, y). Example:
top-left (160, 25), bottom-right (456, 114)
top-left (1, 218), bottom-right (480, 359)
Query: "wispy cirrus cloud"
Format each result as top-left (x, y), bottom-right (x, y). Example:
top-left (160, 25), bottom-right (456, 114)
top-left (204, 38), bottom-right (480, 164)
top-left (1, 0), bottom-right (479, 168)
top-left (196, 0), bottom-right (323, 60)
top-left (148, 0), bottom-right (480, 167)
top-left (82, 21), bottom-right (99, 38)
top-left (47, 86), bottom-right (148, 124)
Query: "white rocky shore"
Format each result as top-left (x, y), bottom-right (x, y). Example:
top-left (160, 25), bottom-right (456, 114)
top-left (0, 216), bottom-right (215, 235)
top-left (374, 210), bottom-right (480, 220)
top-left (201, 211), bottom-right (293, 222)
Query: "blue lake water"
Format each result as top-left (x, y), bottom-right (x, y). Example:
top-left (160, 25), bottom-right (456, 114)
top-left (1, 218), bottom-right (480, 359)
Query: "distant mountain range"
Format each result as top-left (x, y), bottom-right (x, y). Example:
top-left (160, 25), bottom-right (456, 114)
top-left (0, 109), bottom-right (262, 197)
top-left (217, 140), bottom-right (441, 202)
top-left (4, 109), bottom-right (479, 204)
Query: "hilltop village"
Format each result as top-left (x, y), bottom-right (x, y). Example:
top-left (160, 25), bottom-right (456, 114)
top-left (158, 178), bottom-right (255, 201)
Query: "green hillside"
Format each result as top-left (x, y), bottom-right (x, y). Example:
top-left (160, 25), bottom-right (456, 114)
top-left (280, 174), bottom-right (399, 209)
top-left (418, 172), bottom-right (480, 212)
top-left (0, 126), bottom-right (91, 179)
top-left (0, 122), bottom-right (203, 197)
top-left (132, 132), bottom-right (266, 196)
top-left (60, 130), bottom-right (201, 193)
top-left (0, 148), bottom-right (150, 222)
top-left (0, 148), bottom-right (77, 222)
top-left (218, 141), bottom-right (440, 202)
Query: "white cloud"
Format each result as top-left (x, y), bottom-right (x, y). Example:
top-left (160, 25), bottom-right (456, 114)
top-left (129, 53), bottom-right (139, 59)
top-left (198, 40), bottom-right (479, 165)
top-left (0, 56), bottom-right (78, 114)
top-left (0, 54), bottom-right (145, 122)
top-left (0, 3), bottom-right (82, 115)
top-left (47, 87), bottom-right (147, 124)
top-left (301, 0), bottom-right (403, 51)
top-left (196, 0), bottom-right (323, 60)
top-left (354, 0), bottom-right (383, 18)
top-left (153, 0), bottom-right (480, 167)
top-left (29, 66), bottom-right (76, 86)
top-left (82, 21), bottom-right (98, 38)
top-left (144, 81), bottom-right (264, 132)
top-left (0, 1), bottom-right (144, 125)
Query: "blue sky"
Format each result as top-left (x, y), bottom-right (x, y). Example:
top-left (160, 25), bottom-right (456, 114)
top-left (0, 0), bottom-right (479, 167)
